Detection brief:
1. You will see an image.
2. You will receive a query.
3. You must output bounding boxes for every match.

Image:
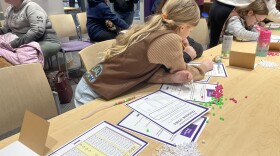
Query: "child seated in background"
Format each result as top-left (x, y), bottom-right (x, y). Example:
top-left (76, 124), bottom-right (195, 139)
top-left (223, 0), bottom-right (268, 41)
top-left (86, 0), bottom-right (129, 42)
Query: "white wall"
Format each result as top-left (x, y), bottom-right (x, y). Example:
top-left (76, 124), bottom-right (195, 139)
top-left (0, 0), bottom-right (64, 16)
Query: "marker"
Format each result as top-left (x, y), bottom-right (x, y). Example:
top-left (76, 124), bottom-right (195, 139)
top-left (268, 23), bottom-right (271, 30)
top-left (217, 60), bottom-right (221, 73)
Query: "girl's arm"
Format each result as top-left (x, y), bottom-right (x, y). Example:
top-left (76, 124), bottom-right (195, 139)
top-left (147, 68), bottom-right (193, 84)
top-left (225, 16), bottom-right (259, 41)
top-left (147, 33), bottom-right (208, 83)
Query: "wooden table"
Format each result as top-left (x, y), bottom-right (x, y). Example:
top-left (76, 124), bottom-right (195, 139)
top-left (1, 39), bottom-right (280, 155)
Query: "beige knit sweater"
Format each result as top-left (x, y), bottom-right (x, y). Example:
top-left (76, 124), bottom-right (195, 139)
top-left (147, 33), bottom-right (207, 83)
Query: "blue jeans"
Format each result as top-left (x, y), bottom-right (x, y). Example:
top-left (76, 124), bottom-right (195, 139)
top-left (74, 78), bottom-right (100, 107)
top-left (115, 11), bottom-right (134, 26)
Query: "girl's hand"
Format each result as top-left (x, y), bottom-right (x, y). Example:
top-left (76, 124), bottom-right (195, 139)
top-left (171, 70), bottom-right (193, 83)
top-left (201, 59), bottom-right (214, 71)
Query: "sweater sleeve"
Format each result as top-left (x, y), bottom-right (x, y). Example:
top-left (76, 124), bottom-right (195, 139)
top-left (147, 64), bottom-right (207, 83)
top-left (265, 0), bottom-right (280, 23)
top-left (147, 33), bottom-right (186, 73)
top-left (147, 33), bottom-right (206, 83)
top-left (147, 67), bottom-right (175, 83)
top-left (101, 4), bottom-right (129, 29)
top-left (186, 64), bottom-right (207, 81)
top-left (10, 4), bottom-right (47, 48)
top-left (225, 16), bottom-right (259, 41)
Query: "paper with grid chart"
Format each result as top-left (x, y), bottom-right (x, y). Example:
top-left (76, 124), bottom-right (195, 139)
top-left (126, 91), bottom-right (209, 134)
top-left (49, 121), bottom-right (147, 156)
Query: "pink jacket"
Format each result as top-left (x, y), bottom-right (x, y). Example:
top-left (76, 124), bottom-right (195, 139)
top-left (0, 33), bottom-right (44, 66)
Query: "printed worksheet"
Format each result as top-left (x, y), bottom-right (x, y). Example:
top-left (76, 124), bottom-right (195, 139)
top-left (271, 35), bottom-right (280, 42)
top-left (49, 121), bottom-right (147, 156)
top-left (0, 141), bottom-right (38, 156)
top-left (197, 75), bottom-right (211, 83)
top-left (118, 111), bottom-right (207, 146)
top-left (265, 23), bottom-right (280, 29)
top-left (160, 83), bottom-right (217, 102)
top-left (127, 91), bottom-right (209, 134)
top-left (189, 62), bottom-right (227, 77)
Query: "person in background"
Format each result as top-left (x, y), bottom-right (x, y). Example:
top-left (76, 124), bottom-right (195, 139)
top-left (0, 0), bottom-right (61, 59)
top-left (69, 0), bottom-right (82, 8)
top-left (223, 0), bottom-right (268, 41)
top-left (196, 0), bottom-right (204, 16)
top-left (74, 0), bottom-right (213, 106)
top-left (155, 0), bottom-right (204, 63)
top-left (86, 0), bottom-right (129, 42)
top-left (109, 0), bottom-right (139, 26)
top-left (151, 0), bottom-right (162, 14)
top-left (209, 0), bottom-right (280, 48)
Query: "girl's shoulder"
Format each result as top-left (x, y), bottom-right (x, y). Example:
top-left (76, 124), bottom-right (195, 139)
top-left (148, 31), bottom-right (182, 48)
top-left (152, 31), bottom-right (181, 41)
top-left (228, 16), bottom-right (243, 24)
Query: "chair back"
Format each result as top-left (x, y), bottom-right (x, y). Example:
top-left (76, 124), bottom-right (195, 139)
top-left (49, 14), bottom-right (77, 38)
top-left (0, 64), bottom-right (58, 136)
top-left (189, 18), bottom-right (209, 48)
top-left (79, 39), bottom-right (115, 71)
top-left (76, 12), bottom-right (87, 34)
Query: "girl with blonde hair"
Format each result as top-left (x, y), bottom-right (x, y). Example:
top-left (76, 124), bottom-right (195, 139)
top-left (224, 0), bottom-right (269, 41)
top-left (75, 0), bottom-right (213, 106)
